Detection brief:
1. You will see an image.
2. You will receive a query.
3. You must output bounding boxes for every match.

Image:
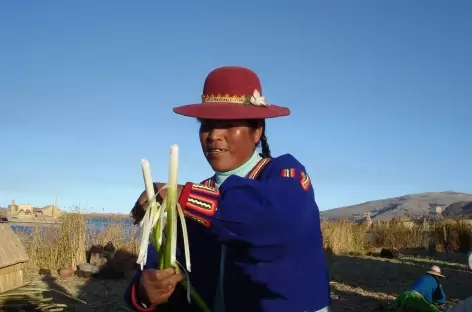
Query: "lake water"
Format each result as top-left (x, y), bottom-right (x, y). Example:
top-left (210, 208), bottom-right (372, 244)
top-left (9, 217), bottom-right (139, 245)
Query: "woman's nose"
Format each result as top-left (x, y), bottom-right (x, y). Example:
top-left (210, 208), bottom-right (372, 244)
top-left (207, 128), bottom-right (224, 142)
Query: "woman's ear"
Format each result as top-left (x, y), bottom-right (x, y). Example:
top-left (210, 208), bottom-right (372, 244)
top-left (253, 121), bottom-right (264, 144)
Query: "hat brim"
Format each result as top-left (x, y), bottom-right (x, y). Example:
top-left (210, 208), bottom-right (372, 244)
top-left (427, 271), bottom-right (445, 278)
top-left (173, 102), bottom-right (290, 120)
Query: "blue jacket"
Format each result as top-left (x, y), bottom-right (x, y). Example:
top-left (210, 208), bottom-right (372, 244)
top-left (124, 154), bottom-right (331, 312)
top-left (409, 274), bottom-right (446, 304)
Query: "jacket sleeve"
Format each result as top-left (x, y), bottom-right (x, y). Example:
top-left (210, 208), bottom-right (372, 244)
top-left (178, 155), bottom-right (319, 247)
top-left (436, 284), bottom-right (446, 305)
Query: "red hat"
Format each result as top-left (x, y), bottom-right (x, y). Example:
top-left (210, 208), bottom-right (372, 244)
top-left (173, 66), bottom-right (290, 120)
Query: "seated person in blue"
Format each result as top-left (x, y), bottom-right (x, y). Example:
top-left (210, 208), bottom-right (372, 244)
top-left (395, 265), bottom-right (446, 312)
top-left (124, 66), bottom-right (331, 312)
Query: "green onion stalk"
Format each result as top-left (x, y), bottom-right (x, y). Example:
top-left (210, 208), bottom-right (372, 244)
top-left (137, 144), bottom-right (211, 312)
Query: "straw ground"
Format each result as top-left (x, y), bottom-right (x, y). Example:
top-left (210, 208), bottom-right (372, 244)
top-left (324, 219), bottom-right (472, 311)
top-left (3, 216), bottom-right (472, 311)
top-left (2, 213), bottom-right (139, 311)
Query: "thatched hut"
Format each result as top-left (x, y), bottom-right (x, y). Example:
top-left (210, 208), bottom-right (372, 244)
top-left (0, 224), bottom-right (29, 293)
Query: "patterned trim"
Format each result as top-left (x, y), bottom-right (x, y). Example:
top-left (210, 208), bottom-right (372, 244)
top-left (202, 93), bottom-right (246, 104)
top-left (300, 172), bottom-right (311, 191)
top-left (187, 193), bottom-right (218, 216)
top-left (248, 158), bottom-right (272, 180)
top-left (180, 180), bottom-right (218, 227)
top-left (192, 183), bottom-right (219, 196)
top-left (201, 89), bottom-right (268, 107)
top-left (281, 168), bottom-right (296, 178)
top-left (184, 210), bottom-right (211, 227)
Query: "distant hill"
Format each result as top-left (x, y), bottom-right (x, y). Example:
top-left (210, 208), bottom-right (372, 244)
top-left (443, 201), bottom-right (472, 219)
top-left (320, 191), bottom-right (472, 222)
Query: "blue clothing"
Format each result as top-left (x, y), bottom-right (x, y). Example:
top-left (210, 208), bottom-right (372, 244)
top-left (409, 274), bottom-right (446, 305)
top-left (124, 153), bottom-right (331, 312)
top-left (212, 149), bottom-right (262, 312)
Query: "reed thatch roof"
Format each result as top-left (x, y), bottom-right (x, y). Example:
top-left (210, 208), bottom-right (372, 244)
top-left (0, 224), bottom-right (29, 269)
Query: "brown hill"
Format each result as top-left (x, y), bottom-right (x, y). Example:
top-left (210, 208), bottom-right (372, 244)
top-left (320, 191), bottom-right (472, 222)
top-left (443, 201), bottom-right (472, 219)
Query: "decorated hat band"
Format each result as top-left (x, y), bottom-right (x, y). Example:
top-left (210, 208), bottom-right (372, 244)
top-left (201, 89), bottom-right (269, 107)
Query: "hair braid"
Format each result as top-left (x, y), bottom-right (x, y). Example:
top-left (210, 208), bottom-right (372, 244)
top-left (250, 119), bottom-right (271, 158)
top-left (260, 131), bottom-right (271, 158)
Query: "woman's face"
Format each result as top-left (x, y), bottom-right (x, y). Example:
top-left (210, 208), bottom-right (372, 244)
top-left (199, 119), bottom-right (263, 172)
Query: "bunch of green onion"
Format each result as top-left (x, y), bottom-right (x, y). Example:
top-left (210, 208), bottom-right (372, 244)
top-left (137, 144), bottom-right (210, 312)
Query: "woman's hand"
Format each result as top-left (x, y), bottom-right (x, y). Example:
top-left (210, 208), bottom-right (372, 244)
top-left (139, 268), bottom-right (184, 305)
top-left (151, 182), bottom-right (184, 203)
top-left (130, 182), bottom-right (184, 225)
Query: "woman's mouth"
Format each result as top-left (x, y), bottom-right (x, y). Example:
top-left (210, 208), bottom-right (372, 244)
top-left (207, 148), bottom-right (228, 155)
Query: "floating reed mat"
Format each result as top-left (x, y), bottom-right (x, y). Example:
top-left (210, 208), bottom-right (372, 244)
top-left (0, 281), bottom-right (86, 311)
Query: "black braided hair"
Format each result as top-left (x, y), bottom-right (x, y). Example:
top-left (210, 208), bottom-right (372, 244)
top-left (249, 119), bottom-right (271, 158)
top-left (260, 130), bottom-right (271, 158)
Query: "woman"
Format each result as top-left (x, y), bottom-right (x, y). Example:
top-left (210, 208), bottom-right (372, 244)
top-left (124, 66), bottom-right (331, 312)
top-left (394, 265), bottom-right (447, 312)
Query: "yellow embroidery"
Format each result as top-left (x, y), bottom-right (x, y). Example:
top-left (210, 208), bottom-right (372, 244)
top-left (201, 93), bottom-right (246, 104)
top-left (191, 183), bottom-right (219, 195)
top-left (248, 158), bottom-right (271, 180)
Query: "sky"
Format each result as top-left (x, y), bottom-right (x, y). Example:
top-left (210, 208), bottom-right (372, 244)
top-left (1, 0), bottom-right (471, 214)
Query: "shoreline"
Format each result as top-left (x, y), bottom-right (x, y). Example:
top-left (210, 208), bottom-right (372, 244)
top-left (76, 213), bottom-right (130, 219)
top-left (8, 218), bottom-right (61, 224)
top-left (4, 213), bottom-right (130, 222)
